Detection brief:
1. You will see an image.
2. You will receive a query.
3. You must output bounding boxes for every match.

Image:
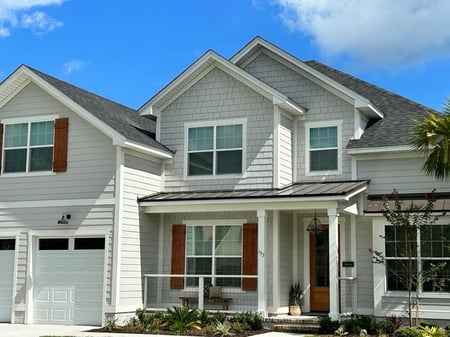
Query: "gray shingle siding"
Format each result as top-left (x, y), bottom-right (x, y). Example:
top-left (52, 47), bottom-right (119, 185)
top-left (304, 61), bottom-right (435, 149)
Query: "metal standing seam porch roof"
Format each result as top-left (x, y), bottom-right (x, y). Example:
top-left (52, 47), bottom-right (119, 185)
top-left (138, 180), bottom-right (369, 203)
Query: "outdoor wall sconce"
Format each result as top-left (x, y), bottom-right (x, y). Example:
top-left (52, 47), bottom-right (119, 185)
top-left (306, 210), bottom-right (323, 235)
top-left (57, 213), bottom-right (71, 224)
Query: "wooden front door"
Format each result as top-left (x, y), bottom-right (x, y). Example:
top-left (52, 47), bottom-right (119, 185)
top-left (310, 228), bottom-right (329, 312)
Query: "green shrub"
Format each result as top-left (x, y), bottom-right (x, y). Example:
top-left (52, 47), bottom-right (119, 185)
top-left (103, 316), bottom-right (118, 331)
top-left (378, 320), bottom-right (396, 334)
top-left (394, 326), bottom-right (422, 337)
top-left (213, 320), bottom-right (235, 337)
top-left (344, 315), bottom-right (377, 334)
top-left (210, 311), bottom-right (227, 324)
top-left (320, 315), bottom-right (340, 334)
top-left (387, 315), bottom-right (403, 331)
top-left (245, 311), bottom-right (263, 330)
top-left (419, 325), bottom-right (447, 337)
top-left (165, 306), bottom-right (201, 333)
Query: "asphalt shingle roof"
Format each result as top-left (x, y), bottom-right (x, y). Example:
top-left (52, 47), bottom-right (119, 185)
top-left (26, 66), bottom-right (173, 155)
top-left (305, 60), bottom-right (436, 149)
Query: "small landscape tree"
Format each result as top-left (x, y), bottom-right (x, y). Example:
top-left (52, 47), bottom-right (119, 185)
top-left (370, 190), bottom-right (448, 327)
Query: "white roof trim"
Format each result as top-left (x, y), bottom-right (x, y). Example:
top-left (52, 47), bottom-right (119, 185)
top-left (140, 50), bottom-right (306, 117)
top-left (231, 37), bottom-right (383, 119)
top-left (0, 65), bottom-right (126, 144)
top-left (122, 141), bottom-right (173, 159)
top-left (347, 145), bottom-right (413, 155)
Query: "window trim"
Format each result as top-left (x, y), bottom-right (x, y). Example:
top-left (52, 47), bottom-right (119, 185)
top-left (384, 223), bottom-right (450, 294)
top-left (184, 118), bottom-right (247, 179)
top-left (1, 115), bottom-right (59, 176)
top-left (184, 219), bottom-right (246, 289)
top-left (305, 120), bottom-right (342, 176)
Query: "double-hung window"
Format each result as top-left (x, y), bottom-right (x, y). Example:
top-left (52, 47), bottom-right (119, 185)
top-left (3, 120), bottom-right (54, 173)
top-left (306, 121), bottom-right (341, 174)
top-left (186, 224), bottom-right (242, 287)
top-left (385, 224), bottom-right (450, 292)
top-left (186, 120), bottom-right (244, 176)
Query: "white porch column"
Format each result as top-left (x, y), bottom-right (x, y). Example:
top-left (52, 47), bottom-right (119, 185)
top-left (328, 208), bottom-right (340, 320)
top-left (257, 209), bottom-right (268, 316)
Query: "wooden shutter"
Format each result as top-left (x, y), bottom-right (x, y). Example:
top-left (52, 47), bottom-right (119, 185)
top-left (0, 123), bottom-right (3, 176)
top-left (242, 223), bottom-right (257, 291)
top-left (171, 224), bottom-right (186, 289)
top-left (53, 118), bottom-right (68, 172)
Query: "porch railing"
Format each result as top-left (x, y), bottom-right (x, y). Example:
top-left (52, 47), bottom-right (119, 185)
top-left (143, 274), bottom-right (258, 311)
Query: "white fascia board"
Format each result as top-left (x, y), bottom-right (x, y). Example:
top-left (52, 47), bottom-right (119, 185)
top-left (347, 145), bottom-right (413, 155)
top-left (139, 50), bottom-right (218, 115)
top-left (356, 102), bottom-right (384, 119)
top-left (273, 96), bottom-right (306, 116)
top-left (232, 38), bottom-right (379, 116)
top-left (0, 66), bottom-right (32, 110)
top-left (18, 67), bottom-right (127, 145)
top-left (122, 141), bottom-right (173, 160)
top-left (140, 197), bottom-right (346, 214)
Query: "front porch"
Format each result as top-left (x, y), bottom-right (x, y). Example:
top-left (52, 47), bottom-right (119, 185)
top-left (138, 181), bottom-right (369, 319)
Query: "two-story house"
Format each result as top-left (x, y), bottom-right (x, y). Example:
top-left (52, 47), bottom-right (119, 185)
top-left (0, 37), bottom-right (449, 326)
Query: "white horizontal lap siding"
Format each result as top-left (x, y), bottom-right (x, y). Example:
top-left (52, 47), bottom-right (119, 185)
top-left (357, 157), bottom-right (450, 194)
top-left (279, 115), bottom-right (293, 187)
top-left (355, 217), bottom-right (374, 313)
top-left (243, 53), bottom-right (354, 181)
top-left (159, 68), bottom-right (274, 192)
top-left (0, 83), bottom-right (116, 202)
top-left (120, 154), bottom-right (162, 306)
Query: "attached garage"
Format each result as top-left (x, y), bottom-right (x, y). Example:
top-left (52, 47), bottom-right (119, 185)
top-left (0, 239), bottom-right (15, 323)
top-left (34, 237), bottom-right (105, 325)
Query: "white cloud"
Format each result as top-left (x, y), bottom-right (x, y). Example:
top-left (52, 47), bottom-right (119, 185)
top-left (63, 59), bottom-right (86, 74)
top-left (273, 0), bottom-right (450, 68)
top-left (0, 0), bottom-right (64, 37)
top-left (21, 11), bottom-right (63, 35)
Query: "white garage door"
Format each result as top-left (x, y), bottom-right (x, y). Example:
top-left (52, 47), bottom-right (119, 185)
top-left (34, 237), bottom-right (105, 325)
top-left (0, 239), bottom-right (15, 322)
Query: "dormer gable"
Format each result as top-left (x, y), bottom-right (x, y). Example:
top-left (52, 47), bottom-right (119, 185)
top-left (139, 50), bottom-right (306, 120)
top-left (231, 36), bottom-right (384, 123)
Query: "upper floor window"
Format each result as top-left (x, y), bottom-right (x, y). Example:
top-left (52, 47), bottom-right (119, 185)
top-left (306, 121), bottom-right (341, 175)
top-left (186, 119), bottom-right (245, 177)
top-left (3, 121), bottom-right (54, 173)
top-left (0, 117), bottom-right (69, 175)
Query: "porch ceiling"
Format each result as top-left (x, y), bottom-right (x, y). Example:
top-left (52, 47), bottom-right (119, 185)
top-left (138, 180), bottom-right (368, 213)
top-left (364, 192), bottom-right (450, 214)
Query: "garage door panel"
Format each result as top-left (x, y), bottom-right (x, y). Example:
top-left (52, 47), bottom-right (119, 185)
top-left (0, 245), bottom-right (15, 322)
top-left (34, 238), bottom-right (104, 325)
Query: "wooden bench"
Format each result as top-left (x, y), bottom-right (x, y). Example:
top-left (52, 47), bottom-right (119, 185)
top-left (179, 296), bottom-right (232, 310)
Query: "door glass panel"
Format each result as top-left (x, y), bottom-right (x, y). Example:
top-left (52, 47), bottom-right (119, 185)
top-left (39, 238), bottom-right (69, 250)
top-left (74, 237), bottom-right (105, 250)
top-left (314, 230), bottom-right (329, 287)
top-left (0, 239), bottom-right (15, 250)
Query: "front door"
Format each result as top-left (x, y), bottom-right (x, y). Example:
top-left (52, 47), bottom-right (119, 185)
top-left (310, 229), bottom-right (329, 312)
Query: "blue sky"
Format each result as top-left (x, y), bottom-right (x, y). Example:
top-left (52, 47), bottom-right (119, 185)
top-left (0, 0), bottom-right (449, 111)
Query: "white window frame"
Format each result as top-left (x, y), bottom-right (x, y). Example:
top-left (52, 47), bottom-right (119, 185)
top-left (184, 118), bottom-right (247, 179)
top-left (183, 219), bottom-right (246, 289)
top-left (305, 120), bottom-right (342, 176)
top-left (1, 115), bottom-right (58, 177)
top-left (384, 223), bottom-right (450, 294)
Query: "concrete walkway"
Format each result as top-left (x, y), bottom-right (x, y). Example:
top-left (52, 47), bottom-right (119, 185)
top-left (0, 324), bottom-right (305, 337)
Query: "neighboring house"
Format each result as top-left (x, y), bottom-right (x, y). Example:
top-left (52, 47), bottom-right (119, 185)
top-left (0, 37), bottom-right (449, 326)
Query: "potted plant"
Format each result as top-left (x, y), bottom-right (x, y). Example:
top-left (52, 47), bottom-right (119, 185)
top-left (289, 282), bottom-right (303, 316)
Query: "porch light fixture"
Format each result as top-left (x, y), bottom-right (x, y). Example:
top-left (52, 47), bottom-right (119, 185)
top-left (57, 213), bottom-right (71, 224)
top-left (307, 210), bottom-right (323, 235)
